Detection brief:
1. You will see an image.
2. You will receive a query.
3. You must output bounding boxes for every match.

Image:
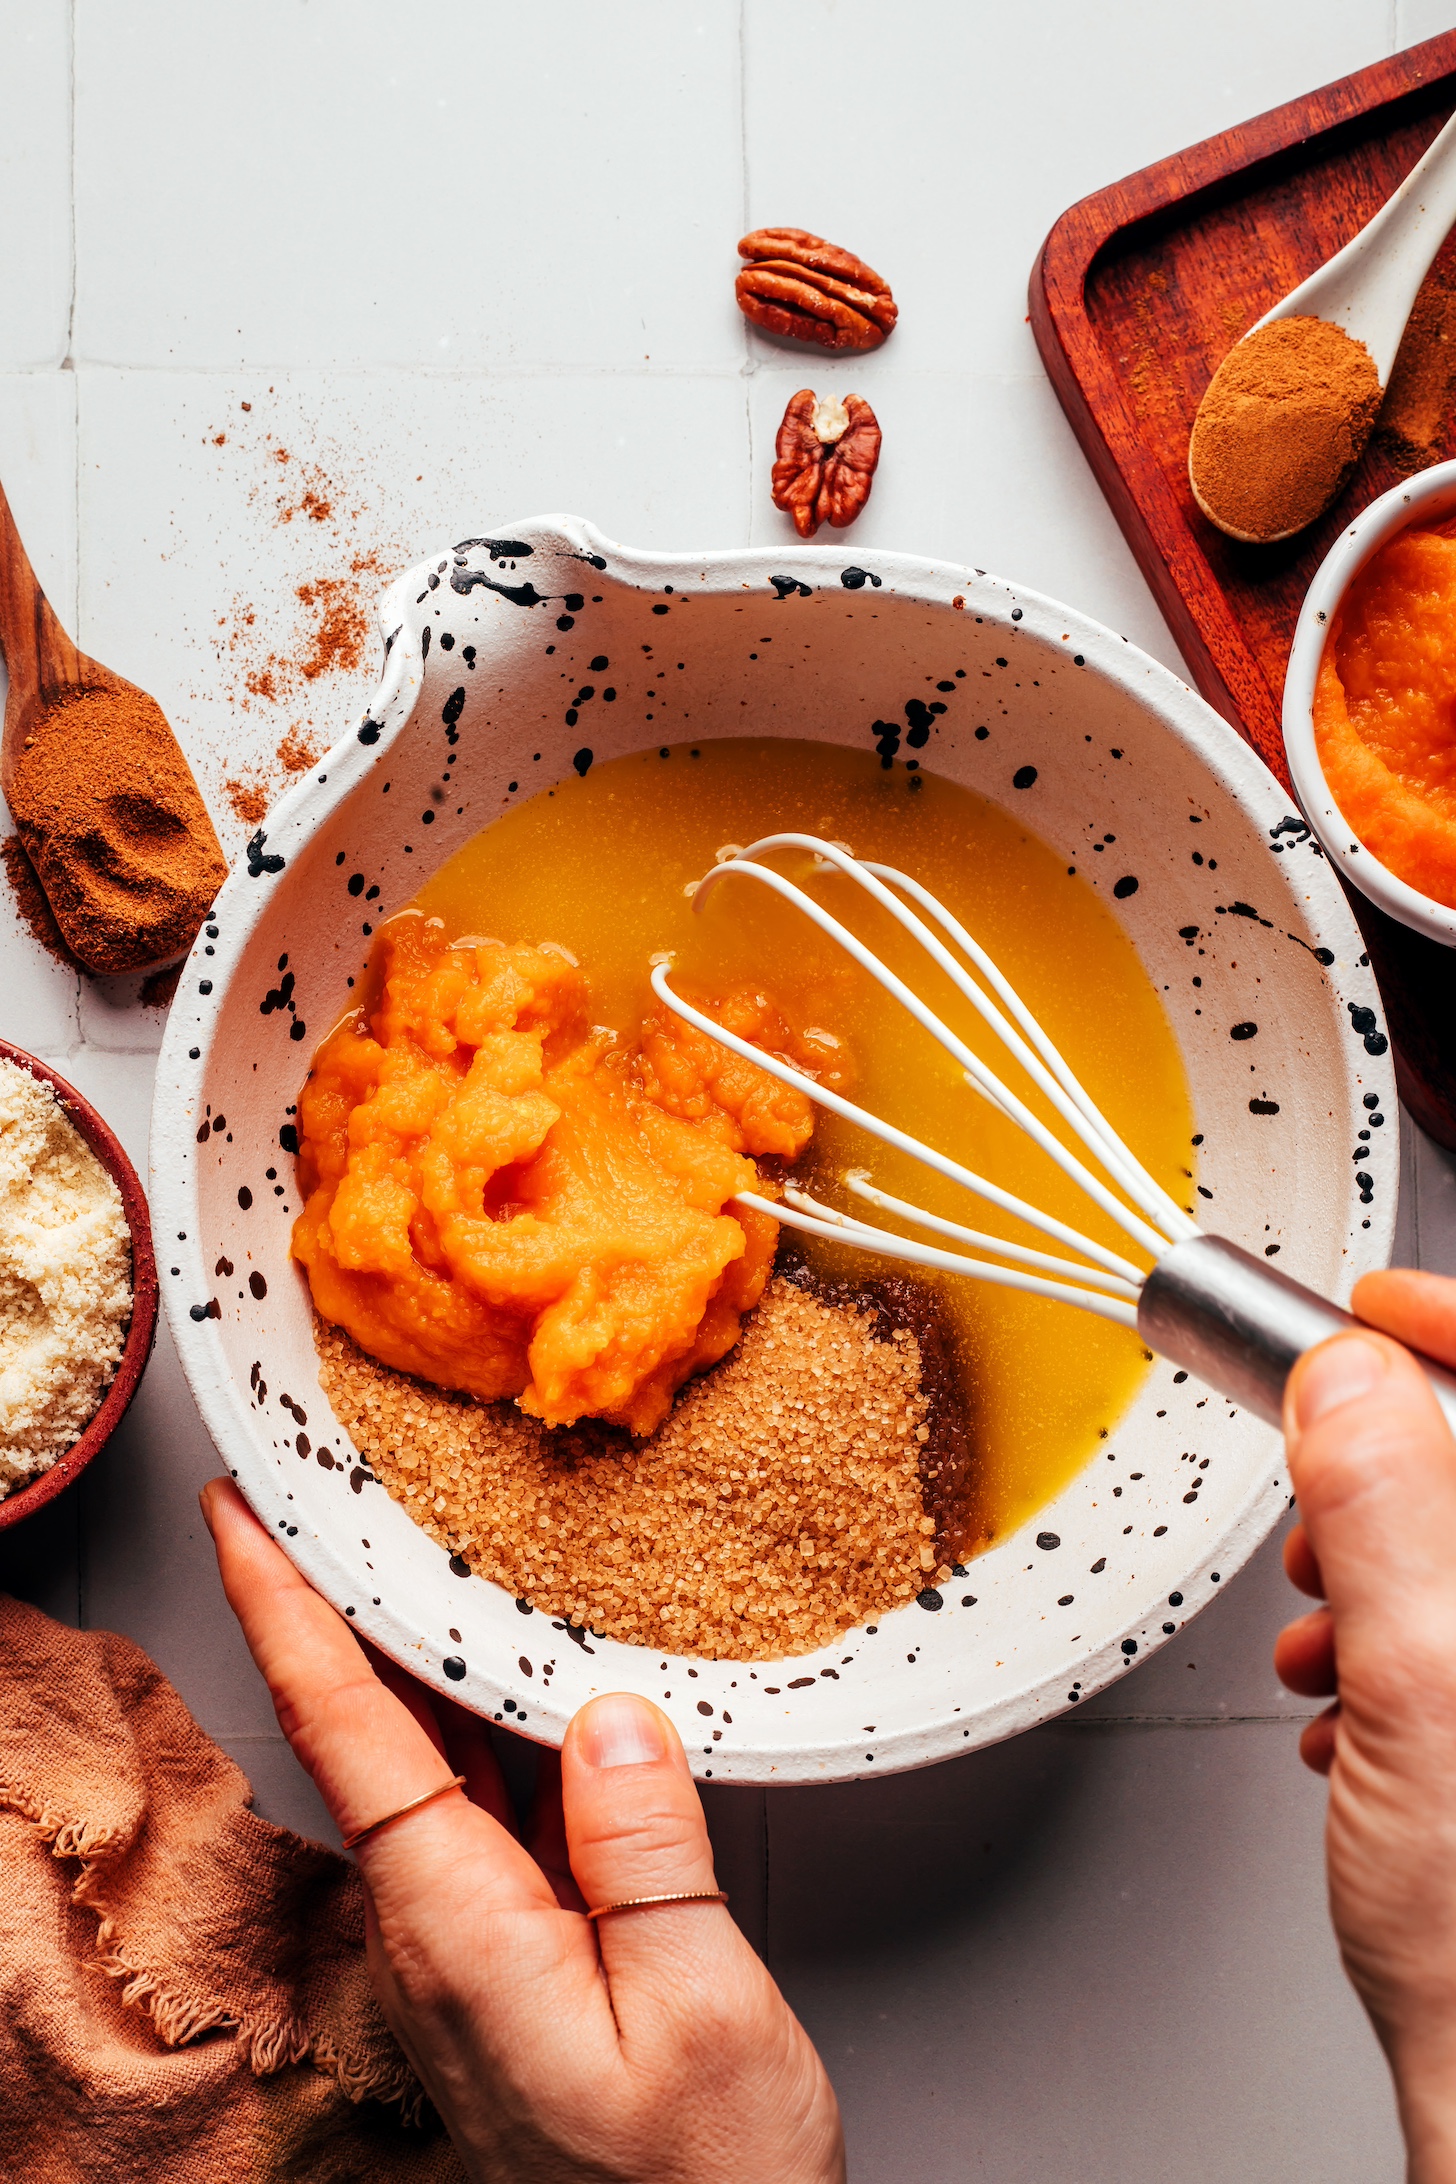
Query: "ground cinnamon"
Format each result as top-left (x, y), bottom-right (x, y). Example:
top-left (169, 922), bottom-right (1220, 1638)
top-left (1377, 261), bottom-right (1456, 470)
top-left (0, 835), bottom-right (78, 970)
top-left (6, 686), bottom-right (227, 976)
top-left (1188, 316), bottom-right (1382, 542)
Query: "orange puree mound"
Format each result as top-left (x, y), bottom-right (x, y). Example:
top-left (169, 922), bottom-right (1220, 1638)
top-left (292, 912), bottom-right (821, 1434)
top-left (1314, 521), bottom-right (1456, 909)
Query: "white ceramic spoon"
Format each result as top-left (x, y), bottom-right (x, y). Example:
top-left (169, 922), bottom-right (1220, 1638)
top-left (1249, 107), bottom-right (1456, 384)
top-left (1190, 109), bottom-right (1456, 541)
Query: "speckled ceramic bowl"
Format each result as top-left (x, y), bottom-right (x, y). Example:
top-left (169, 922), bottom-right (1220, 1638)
top-left (152, 517), bottom-right (1392, 1784)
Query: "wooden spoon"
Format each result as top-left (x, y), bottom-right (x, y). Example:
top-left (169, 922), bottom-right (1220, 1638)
top-left (0, 474), bottom-right (226, 975)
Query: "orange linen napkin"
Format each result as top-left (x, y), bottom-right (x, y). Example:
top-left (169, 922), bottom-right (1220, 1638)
top-left (0, 1593), bottom-right (465, 2182)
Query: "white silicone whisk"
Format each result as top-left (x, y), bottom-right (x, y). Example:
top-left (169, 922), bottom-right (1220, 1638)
top-left (650, 834), bottom-right (1456, 1428)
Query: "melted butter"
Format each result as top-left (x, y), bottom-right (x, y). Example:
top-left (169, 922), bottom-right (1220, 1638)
top-left (411, 739), bottom-right (1193, 1551)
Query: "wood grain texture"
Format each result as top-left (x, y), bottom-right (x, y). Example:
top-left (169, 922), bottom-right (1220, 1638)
top-left (1031, 29), bottom-right (1456, 1148)
top-left (0, 472), bottom-right (91, 736)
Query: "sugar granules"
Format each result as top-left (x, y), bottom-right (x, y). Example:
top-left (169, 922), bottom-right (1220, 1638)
top-left (317, 1275), bottom-right (934, 1659)
top-left (0, 1060), bottom-right (132, 1496)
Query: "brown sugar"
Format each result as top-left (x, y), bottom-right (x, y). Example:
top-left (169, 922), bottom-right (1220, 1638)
top-left (4, 685), bottom-right (227, 975)
top-left (316, 1275), bottom-right (941, 1660)
top-left (1188, 316), bottom-right (1382, 542)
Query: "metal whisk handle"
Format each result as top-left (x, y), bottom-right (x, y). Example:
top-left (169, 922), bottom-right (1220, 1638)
top-left (1138, 1235), bottom-right (1456, 1435)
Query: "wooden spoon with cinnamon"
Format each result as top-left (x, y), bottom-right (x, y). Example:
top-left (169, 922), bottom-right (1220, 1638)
top-left (0, 475), bottom-right (226, 975)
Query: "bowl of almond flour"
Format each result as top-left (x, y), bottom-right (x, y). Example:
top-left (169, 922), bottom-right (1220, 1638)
top-left (0, 1045), bottom-right (157, 1527)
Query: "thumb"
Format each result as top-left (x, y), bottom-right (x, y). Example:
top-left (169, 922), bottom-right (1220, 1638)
top-left (1285, 1331), bottom-right (1456, 1688)
top-left (561, 1694), bottom-right (737, 1998)
top-left (562, 1693), bottom-right (720, 1912)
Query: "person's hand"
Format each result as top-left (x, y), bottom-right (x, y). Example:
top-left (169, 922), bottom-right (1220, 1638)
top-left (200, 1477), bottom-right (844, 2184)
top-left (1275, 1270), bottom-right (1456, 2182)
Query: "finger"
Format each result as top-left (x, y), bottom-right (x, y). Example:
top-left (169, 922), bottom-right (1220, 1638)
top-left (1283, 1336), bottom-right (1456, 1705)
top-left (436, 1693), bottom-right (518, 1838)
top-left (359, 1634), bottom-right (448, 1753)
top-left (559, 1694), bottom-right (807, 2120)
top-left (201, 1480), bottom-right (548, 1909)
top-left (1282, 1523), bottom-right (1325, 1600)
top-left (524, 1751), bottom-right (587, 1911)
top-left (1353, 1268), bottom-right (1456, 1370)
top-left (1299, 1705), bottom-right (1339, 1776)
top-left (561, 1695), bottom-right (733, 1983)
top-left (1273, 1607), bottom-right (1337, 1697)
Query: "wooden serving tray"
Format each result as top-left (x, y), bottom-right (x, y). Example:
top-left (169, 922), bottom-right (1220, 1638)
top-left (1031, 30), bottom-right (1456, 1147)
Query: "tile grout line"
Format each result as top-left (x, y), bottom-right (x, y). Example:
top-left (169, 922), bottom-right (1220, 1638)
top-left (10, 360), bottom-right (876, 384)
top-left (65, 0), bottom-right (85, 1094)
top-left (738, 0), bottom-right (755, 546)
top-left (67, 0), bottom-right (90, 1630)
top-left (0, 362), bottom-right (1051, 385)
top-left (63, 0), bottom-right (77, 380)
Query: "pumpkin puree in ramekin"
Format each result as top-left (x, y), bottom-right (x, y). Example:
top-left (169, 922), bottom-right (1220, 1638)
top-left (1314, 519), bottom-right (1456, 909)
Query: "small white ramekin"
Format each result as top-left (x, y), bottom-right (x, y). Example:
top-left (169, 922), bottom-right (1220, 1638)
top-left (1284, 458), bottom-right (1456, 947)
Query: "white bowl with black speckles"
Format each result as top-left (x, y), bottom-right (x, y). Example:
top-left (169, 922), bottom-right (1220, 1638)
top-left (1285, 458), bottom-right (1456, 947)
top-left (152, 517), bottom-right (1393, 1785)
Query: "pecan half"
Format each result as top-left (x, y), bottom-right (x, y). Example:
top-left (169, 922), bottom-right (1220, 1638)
top-left (737, 227), bottom-right (897, 352)
top-left (772, 389), bottom-right (881, 537)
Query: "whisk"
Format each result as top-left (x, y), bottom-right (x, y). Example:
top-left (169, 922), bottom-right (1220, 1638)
top-left (650, 833), bottom-right (1456, 1432)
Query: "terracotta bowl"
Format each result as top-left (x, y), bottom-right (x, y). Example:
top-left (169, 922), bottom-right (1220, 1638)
top-left (0, 1041), bottom-right (158, 1529)
top-left (152, 518), bottom-right (1390, 1783)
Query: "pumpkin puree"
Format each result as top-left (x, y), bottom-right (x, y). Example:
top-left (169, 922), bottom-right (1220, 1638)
top-left (292, 911), bottom-right (831, 1433)
top-left (1314, 519), bottom-right (1456, 908)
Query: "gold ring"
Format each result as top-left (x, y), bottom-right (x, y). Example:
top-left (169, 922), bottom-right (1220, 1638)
top-left (585, 1889), bottom-right (728, 1921)
top-left (342, 1773), bottom-right (466, 1852)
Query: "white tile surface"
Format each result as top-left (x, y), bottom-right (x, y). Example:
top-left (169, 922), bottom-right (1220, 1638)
top-left (0, 856), bottom-right (79, 1058)
top-left (0, 1), bottom-right (72, 369)
top-left (0, 370), bottom-right (76, 618)
top-left (769, 1722), bottom-right (1403, 2183)
top-left (0, 374), bottom-right (83, 1051)
top-left (0, 4), bottom-right (1445, 2174)
top-left (73, 0), bottom-right (744, 372)
top-left (742, 0), bottom-right (1394, 381)
top-left (75, 368), bottom-right (748, 847)
top-left (746, 368), bottom-right (1187, 674)
top-left (1397, 3), bottom-right (1456, 50)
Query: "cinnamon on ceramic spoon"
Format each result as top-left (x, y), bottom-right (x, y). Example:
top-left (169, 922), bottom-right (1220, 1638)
top-left (1189, 109), bottom-right (1456, 544)
top-left (0, 475), bottom-right (226, 975)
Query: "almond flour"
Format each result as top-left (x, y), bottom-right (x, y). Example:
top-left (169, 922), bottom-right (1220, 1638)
top-left (0, 1061), bottom-right (132, 1496)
